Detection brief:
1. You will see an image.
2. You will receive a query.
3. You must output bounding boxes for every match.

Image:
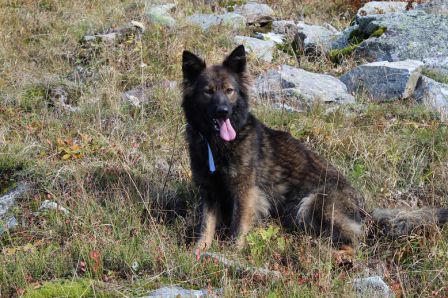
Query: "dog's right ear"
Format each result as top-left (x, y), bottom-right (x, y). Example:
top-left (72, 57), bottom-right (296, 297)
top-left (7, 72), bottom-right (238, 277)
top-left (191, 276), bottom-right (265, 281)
top-left (182, 51), bottom-right (206, 82)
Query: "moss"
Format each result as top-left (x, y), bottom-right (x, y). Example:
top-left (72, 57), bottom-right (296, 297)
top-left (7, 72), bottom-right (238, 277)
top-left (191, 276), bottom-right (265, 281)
top-left (329, 44), bottom-right (360, 63)
top-left (370, 26), bottom-right (387, 38)
top-left (23, 279), bottom-right (101, 298)
top-left (422, 69), bottom-right (448, 84)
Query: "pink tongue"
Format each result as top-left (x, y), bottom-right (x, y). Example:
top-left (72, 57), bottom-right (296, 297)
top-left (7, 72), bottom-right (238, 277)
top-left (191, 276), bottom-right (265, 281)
top-left (218, 118), bottom-right (236, 141)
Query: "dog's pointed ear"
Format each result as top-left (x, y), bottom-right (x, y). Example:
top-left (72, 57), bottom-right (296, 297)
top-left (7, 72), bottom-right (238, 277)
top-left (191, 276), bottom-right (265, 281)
top-left (223, 45), bottom-right (246, 74)
top-left (182, 50), bottom-right (206, 82)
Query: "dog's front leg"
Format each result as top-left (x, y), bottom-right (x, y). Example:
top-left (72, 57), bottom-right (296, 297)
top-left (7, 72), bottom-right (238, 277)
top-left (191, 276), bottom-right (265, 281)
top-left (196, 198), bottom-right (218, 250)
top-left (231, 184), bottom-right (258, 249)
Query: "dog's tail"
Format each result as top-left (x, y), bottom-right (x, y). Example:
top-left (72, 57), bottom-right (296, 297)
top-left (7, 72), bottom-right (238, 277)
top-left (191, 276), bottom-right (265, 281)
top-left (371, 208), bottom-right (448, 237)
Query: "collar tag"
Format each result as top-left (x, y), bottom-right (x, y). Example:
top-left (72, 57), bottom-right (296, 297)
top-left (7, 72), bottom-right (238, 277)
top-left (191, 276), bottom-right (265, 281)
top-left (207, 142), bottom-right (216, 173)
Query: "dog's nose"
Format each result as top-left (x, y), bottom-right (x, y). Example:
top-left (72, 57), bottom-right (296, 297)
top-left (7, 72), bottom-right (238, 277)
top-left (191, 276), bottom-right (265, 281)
top-left (216, 105), bottom-right (229, 117)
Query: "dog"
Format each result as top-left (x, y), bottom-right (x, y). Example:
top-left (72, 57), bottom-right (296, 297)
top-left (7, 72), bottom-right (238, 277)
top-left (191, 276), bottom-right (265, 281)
top-left (181, 45), bottom-right (448, 250)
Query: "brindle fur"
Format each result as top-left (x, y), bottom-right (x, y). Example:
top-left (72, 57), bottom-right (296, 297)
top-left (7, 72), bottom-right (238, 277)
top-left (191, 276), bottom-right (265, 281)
top-left (181, 45), bottom-right (447, 250)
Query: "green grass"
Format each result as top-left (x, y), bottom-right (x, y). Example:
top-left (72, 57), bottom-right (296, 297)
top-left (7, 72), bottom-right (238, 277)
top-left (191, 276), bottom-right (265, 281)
top-left (1, 0), bottom-right (448, 297)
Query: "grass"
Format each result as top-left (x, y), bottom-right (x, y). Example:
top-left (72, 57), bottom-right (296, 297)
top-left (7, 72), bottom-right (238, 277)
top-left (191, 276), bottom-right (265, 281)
top-left (1, 0), bottom-right (448, 297)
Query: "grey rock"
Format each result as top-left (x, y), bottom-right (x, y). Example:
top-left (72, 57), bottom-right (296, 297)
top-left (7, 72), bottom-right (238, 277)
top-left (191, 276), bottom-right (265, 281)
top-left (416, 0), bottom-right (448, 15)
top-left (414, 76), bottom-right (448, 121)
top-left (186, 13), bottom-right (246, 30)
top-left (142, 285), bottom-right (222, 298)
top-left (331, 25), bottom-right (359, 50)
top-left (0, 217), bottom-right (19, 236)
top-left (200, 252), bottom-right (282, 280)
top-left (234, 2), bottom-right (274, 24)
top-left (341, 60), bottom-right (423, 101)
top-left (145, 3), bottom-right (176, 27)
top-left (355, 10), bottom-right (448, 62)
top-left (0, 183), bottom-right (28, 218)
top-left (253, 65), bottom-right (355, 110)
top-left (423, 56), bottom-right (448, 76)
top-left (353, 276), bottom-right (395, 298)
top-left (122, 80), bottom-right (177, 107)
top-left (39, 200), bottom-right (69, 215)
top-left (234, 36), bottom-right (276, 62)
top-left (356, 1), bottom-right (410, 18)
top-left (255, 32), bottom-right (285, 45)
top-left (294, 22), bottom-right (338, 54)
top-left (272, 20), bottom-right (297, 34)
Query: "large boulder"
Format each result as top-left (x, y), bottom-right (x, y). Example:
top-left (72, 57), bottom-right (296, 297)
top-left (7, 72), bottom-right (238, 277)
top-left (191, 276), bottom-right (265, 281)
top-left (356, 1), bottom-right (410, 18)
top-left (294, 22), bottom-right (338, 54)
top-left (340, 60), bottom-right (423, 101)
top-left (253, 64), bottom-right (355, 111)
top-left (414, 76), bottom-right (448, 121)
top-left (186, 13), bottom-right (246, 30)
top-left (423, 56), bottom-right (448, 76)
top-left (354, 10), bottom-right (448, 62)
top-left (233, 3), bottom-right (274, 25)
top-left (416, 0), bottom-right (448, 15)
top-left (234, 36), bottom-right (276, 62)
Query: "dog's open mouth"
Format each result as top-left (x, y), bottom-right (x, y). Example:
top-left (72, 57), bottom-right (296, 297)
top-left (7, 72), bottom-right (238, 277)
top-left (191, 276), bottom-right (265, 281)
top-left (213, 118), bottom-right (236, 141)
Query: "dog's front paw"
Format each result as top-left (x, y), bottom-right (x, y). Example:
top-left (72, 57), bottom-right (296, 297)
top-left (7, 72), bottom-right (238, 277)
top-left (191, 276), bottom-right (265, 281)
top-left (235, 236), bottom-right (246, 250)
top-left (196, 239), bottom-right (212, 251)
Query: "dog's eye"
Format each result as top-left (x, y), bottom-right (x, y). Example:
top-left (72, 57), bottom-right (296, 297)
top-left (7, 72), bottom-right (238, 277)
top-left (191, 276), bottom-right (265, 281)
top-left (204, 88), bottom-right (214, 95)
top-left (225, 88), bottom-right (234, 95)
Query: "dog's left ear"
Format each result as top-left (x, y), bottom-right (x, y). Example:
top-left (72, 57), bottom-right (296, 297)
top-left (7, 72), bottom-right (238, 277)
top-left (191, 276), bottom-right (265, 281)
top-left (182, 50), bottom-right (206, 82)
top-left (223, 45), bottom-right (246, 74)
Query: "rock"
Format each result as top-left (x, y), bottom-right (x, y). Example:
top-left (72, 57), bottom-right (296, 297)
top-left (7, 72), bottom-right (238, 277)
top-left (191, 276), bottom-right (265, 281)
top-left (142, 285), bottom-right (222, 298)
top-left (255, 32), bottom-right (285, 45)
top-left (234, 36), bottom-right (276, 62)
top-left (145, 3), bottom-right (176, 28)
top-left (341, 60), bottom-right (423, 101)
top-left (253, 64), bottom-right (355, 111)
top-left (294, 22), bottom-right (338, 54)
top-left (272, 20), bottom-right (297, 35)
top-left (186, 13), bottom-right (246, 30)
top-left (0, 183), bottom-right (28, 218)
top-left (417, 0), bottom-right (448, 15)
top-left (354, 10), bottom-right (448, 62)
top-left (200, 252), bottom-right (282, 280)
top-left (356, 1), bottom-right (410, 18)
top-left (233, 2), bottom-right (274, 25)
top-left (0, 217), bottom-right (19, 236)
top-left (331, 25), bottom-right (359, 50)
top-left (353, 276), bottom-right (395, 297)
top-left (82, 22), bottom-right (145, 44)
top-left (122, 80), bottom-right (177, 107)
top-left (414, 76), bottom-right (448, 121)
top-left (39, 200), bottom-right (69, 215)
top-left (423, 56), bottom-right (448, 76)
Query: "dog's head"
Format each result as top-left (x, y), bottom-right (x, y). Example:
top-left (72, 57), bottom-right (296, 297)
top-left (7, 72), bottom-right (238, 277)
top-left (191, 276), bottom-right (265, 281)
top-left (182, 45), bottom-right (250, 142)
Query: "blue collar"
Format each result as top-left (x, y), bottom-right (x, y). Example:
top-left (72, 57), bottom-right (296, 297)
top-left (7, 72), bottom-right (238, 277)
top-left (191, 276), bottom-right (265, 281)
top-left (207, 141), bottom-right (216, 173)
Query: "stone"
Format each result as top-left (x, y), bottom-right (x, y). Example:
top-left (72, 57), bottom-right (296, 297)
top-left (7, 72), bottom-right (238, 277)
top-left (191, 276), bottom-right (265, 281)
top-left (234, 2), bottom-right (274, 25)
top-left (49, 86), bottom-right (80, 113)
top-left (81, 22), bottom-right (145, 44)
top-left (353, 276), bottom-right (395, 298)
top-left (341, 60), bottom-right (423, 101)
top-left (39, 200), bottom-right (69, 215)
top-left (255, 32), bottom-right (285, 45)
top-left (122, 80), bottom-right (177, 107)
top-left (253, 64), bottom-right (355, 111)
top-left (331, 25), bottom-right (359, 50)
top-left (272, 20), bottom-right (297, 34)
top-left (234, 36), bottom-right (276, 62)
top-left (423, 56), bottom-right (448, 76)
top-left (145, 3), bottom-right (176, 28)
top-left (354, 10), bottom-right (448, 62)
top-left (294, 22), bottom-right (338, 54)
top-left (0, 183), bottom-right (28, 218)
top-left (186, 13), bottom-right (246, 30)
top-left (356, 1), bottom-right (410, 18)
top-left (416, 0), bottom-right (448, 15)
top-left (142, 286), bottom-right (222, 298)
top-left (414, 76), bottom-right (448, 121)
